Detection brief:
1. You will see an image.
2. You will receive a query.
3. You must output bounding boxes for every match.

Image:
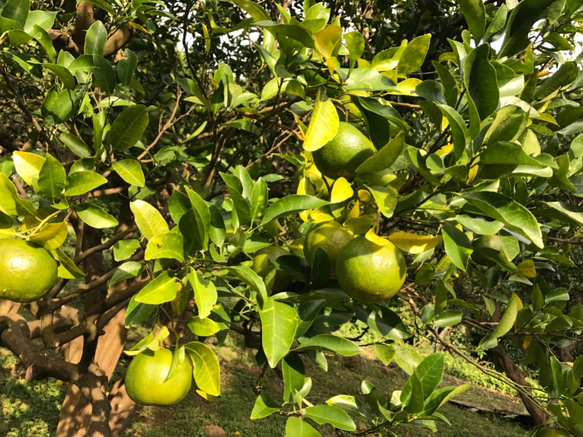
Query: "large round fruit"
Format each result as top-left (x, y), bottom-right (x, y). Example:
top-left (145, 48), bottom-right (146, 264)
top-left (252, 246), bottom-right (293, 292)
top-left (125, 348), bottom-right (193, 406)
top-left (312, 122), bottom-right (375, 180)
top-left (303, 221), bottom-right (354, 270)
top-left (0, 239), bottom-right (58, 302)
top-left (336, 236), bottom-right (407, 302)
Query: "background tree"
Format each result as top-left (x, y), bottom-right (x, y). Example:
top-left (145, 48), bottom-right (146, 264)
top-left (1, 0), bottom-right (583, 436)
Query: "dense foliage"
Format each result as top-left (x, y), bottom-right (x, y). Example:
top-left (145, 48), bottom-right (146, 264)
top-left (1, 0), bottom-right (583, 436)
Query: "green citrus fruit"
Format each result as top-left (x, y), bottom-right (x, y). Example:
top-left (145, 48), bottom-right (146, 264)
top-left (303, 221), bottom-right (354, 271)
top-left (312, 122), bottom-right (375, 180)
top-left (0, 239), bottom-right (58, 303)
top-left (252, 246), bottom-right (293, 292)
top-left (471, 235), bottom-right (505, 266)
top-left (125, 348), bottom-right (193, 406)
top-left (336, 236), bottom-right (407, 302)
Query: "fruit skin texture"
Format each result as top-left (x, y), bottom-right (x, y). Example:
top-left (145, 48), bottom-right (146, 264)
top-left (125, 348), bottom-right (193, 406)
top-left (336, 236), bottom-right (407, 302)
top-left (252, 246), bottom-right (293, 292)
top-left (312, 122), bottom-right (375, 180)
top-left (0, 239), bottom-right (58, 302)
top-left (303, 221), bottom-right (354, 271)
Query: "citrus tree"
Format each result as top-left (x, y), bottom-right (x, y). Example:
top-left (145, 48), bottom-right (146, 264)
top-left (1, 0), bottom-right (583, 436)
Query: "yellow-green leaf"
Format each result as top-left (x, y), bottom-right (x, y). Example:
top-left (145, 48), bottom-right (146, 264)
top-left (330, 177), bottom-right (353, 204)
top-left (13, 151), bottom-right (45, 186)
top-left (388, 232), bottom-right (443, 254)
top-left (303, 90), bottom-right (339, 152)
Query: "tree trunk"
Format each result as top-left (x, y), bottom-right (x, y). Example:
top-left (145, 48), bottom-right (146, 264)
top-left (57, 309), bottom-right (134, 436)
top-left (490, 344), bottom-right (549, 426)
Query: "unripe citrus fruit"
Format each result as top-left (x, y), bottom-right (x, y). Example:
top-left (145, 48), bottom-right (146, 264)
top-left (252, 246), bottom-right (293, 292)
top-left (303, 221), bottom-right (354, 270)
top-left (336, 236), bottom-right (407, 302)
top-left (471, 234), bottom-right (505, 266)
top-left (0, 239), bottom-right (58, 302)
top-left (125, 348), bottom-right (193, 406)
top-left (312, 122), bottom-right (375, 180)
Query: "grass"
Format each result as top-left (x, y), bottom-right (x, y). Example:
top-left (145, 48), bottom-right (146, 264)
top-left (1, 334), bottom-right (531, 437)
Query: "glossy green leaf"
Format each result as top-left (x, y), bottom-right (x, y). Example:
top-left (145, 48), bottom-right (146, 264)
top-left (462, 191), bottom-right (543, 248)
top-left (231, 0), bottom-right (270, 22)
top-left (441, 223), bottom-right (473, 271)
top-left (145, 232), bottom-right (184, 262)
top-left (464, 44), bottom-right (499, 122)
top-left (109, 261), bottom-right (143, 286)
top-left (259, 297), bottom-right (298, 368)
top-left (434, 310), bottom-right (463, 328)
top-left (125, 295), bottom-right (156, 327)
top-left (415, 353), bottom-right (444, 399)
top-left (187, 316), bottom-right (221, 337)
top-left (117, 48), bottom-right (138, 86)
top-left (44, 64), bottom-right (76, 90)
top-left (135, 271), bottom-right (178, 305)
top-left (295, 334), bottom-right (361, 356)
top-left (113, 239), bottom-right (141, 262)
top-left (345, 31), bottom-right (365, 69)
top-left (76, 203), bottom-right (119, 229)
top-left (110, 105), bottom-right (149, 150)
top-left (28, 222), bottom-right (67, 250)
top-left (304, 405), bottom-right (356, 431)
top-left (366, 185), bottom-right (398, 218)
top-left (456, 0), bottom-right (486, 42)
top-left (250, 177), bottom-right (268, 222)
top-left (398, 34), bottom-right (431, 76)
top-left (261, 195), bottom-right (328, 225)
top-left (111, 159), bottom-right (145, 187)
top-left (186, 268), bottom-right (218, 319)
top-left (65, 171), bottom-right (107, 196)
top-left (227, 265), bottom-right (268, 302)
top-left (356, 132), bottom-right (404, 174)
top-left (534, 62), bottom-right (578, 101)
top-left (283, 352), bottom-right (305, 403)
top-left (285, 417), bottom-right (321, 437)
top-left (480, 292), bottom-right (521, 349)
top-left (1, 0), bottom-right (29, 30)
top-left (13, 151), bottom-right (45, 186)
top-left (85, 21), bottom-right (107, 56)
top-left (257, 22), bottom-right (314, 48)
top-left (303, 2), bottom-right (330, 33)
top-left (221, 173), bottom-right (251, 228)
top-left (184, 341), bottom-right (221, 396)
top-left (38, 153), bottom-right (66, 200)
top-left (367, 307), bottom-right (411, 339)
top-left (303, 90), bottom-right (339, 152)
top-left (251, 394), bottom-right (281, 420)
top-left (424, 384), bottom-right (471, 415)
top-left (130, 199), bottom-right (169, 240)
top-left (544, 201), bottom-right (583, 225)
top-left (53, 248), bottom-right (86, 279)
top-left (437, 104), bottom-right (469, 160)
top-left (60, 133), bottom-right (92, 158)
top-left (481, 141), bottom-right (543, 167)
top-left (186, 187), bottom-right (211, 249)
top-left (499, 0), bottom-right (556, 57)
top-left (402, 372), bottom-right (425, 413)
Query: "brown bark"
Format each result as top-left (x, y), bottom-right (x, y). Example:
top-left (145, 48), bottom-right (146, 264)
top-left (490, 344), bottom-right (549, 426)
top-left (57, 309), bottom-right (134, 437)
